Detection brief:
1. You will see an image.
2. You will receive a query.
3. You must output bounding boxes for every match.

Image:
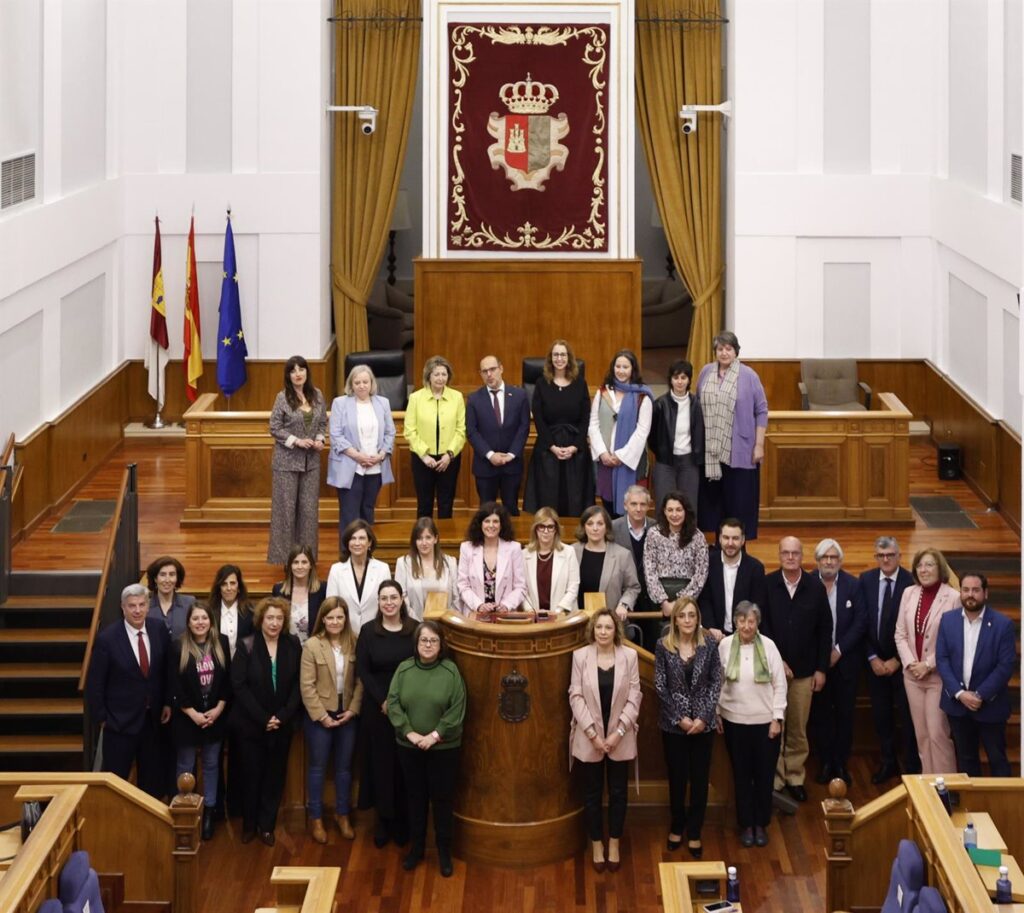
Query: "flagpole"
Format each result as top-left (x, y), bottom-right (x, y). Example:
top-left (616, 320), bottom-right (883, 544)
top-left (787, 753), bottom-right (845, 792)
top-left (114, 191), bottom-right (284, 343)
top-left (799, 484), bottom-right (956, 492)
top-left (147, 212), bottom-right (166, 429)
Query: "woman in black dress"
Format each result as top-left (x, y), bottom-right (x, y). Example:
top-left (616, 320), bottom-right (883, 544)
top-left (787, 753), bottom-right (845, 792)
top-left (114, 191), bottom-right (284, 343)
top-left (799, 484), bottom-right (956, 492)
top-left (355, 579), bottom-right (417, 847)
top-left (524, 339), bottom-right (594, 516)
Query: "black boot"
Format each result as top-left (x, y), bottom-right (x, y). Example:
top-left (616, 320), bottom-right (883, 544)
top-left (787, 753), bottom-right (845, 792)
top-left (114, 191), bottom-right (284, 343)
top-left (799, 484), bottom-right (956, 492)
top-left (402, 844), bottom-right (424, 871)
top-left (438, 846), bottom-right (454, 878)
top-left (201, 807), bottom-right (216, 841)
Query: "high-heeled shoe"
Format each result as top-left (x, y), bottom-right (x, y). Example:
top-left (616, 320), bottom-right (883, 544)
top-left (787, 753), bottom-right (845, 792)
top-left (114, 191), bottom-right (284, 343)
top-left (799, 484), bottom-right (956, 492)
top-left (687, 840), bottom-right (703, 859)
top-left (666, 835), bottom-right (683, 851)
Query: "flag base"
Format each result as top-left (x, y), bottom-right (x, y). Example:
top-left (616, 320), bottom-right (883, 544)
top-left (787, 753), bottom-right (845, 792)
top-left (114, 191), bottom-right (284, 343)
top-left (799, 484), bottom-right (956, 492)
top-left (146, 413), bottom-right (166, 430)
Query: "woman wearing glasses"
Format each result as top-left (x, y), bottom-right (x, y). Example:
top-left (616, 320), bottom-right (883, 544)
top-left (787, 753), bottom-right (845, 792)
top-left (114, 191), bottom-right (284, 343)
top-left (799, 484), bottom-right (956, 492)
top-left (521, 508), bottom-right (580, 614)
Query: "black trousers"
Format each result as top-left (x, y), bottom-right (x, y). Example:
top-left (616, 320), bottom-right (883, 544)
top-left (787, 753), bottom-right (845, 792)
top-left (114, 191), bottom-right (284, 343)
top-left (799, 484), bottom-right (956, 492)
top-left (397, 747), bottom-right (460, 851)
top-left (698, 464), bottom-right (761, 540)
top-left (475, 470), bottom-right (522, 516)
top-left (948, 714), bottom-right (1011, 777)
top-left (662, 729), bottom-right (714, 839)
top-left (722, 720), bottom-right (781, 830)
top-left (238, 730), bottom-right (292, 833)
top-left (811, 668), bottom-right (858, 769)
top-left (866, 665), bottom-right (921, 772)
top-left (102, 715), bottom-right (164, 799)
top-left (411, 454), bottom-right (461, 519)
top-left (578, 757), bottom-right (629, 840)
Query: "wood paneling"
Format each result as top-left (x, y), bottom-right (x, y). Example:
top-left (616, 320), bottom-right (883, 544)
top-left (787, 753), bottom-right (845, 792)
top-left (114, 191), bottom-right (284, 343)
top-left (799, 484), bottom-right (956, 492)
top-left (413, 259), bottom-right (642, 385)
top-left (998, 423), bottom-right (1022, 534)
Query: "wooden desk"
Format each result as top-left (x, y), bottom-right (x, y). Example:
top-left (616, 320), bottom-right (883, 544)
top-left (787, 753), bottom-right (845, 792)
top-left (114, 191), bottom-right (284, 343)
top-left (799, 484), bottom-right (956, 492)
top-left (950, 810), bottom-right (1009, 853)
top-left (976, 856), bottom-right (1024, 902)
top-left (659, 861), bottom-right (742, 913)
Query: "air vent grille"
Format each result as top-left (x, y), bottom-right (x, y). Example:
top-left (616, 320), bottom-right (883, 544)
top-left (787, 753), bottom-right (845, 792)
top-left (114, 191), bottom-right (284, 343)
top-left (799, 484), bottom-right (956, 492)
top-left (1, 152), bottom-right (36, 209)
top-left (1011, 153), bottom-right (1022, 204)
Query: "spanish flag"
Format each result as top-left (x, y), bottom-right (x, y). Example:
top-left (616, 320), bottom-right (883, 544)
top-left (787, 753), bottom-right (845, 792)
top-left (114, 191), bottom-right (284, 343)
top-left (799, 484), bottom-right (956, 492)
top-left (183, 215), bottom-right (203, 402)
top-left (143, 216), bottom-right (169, 409)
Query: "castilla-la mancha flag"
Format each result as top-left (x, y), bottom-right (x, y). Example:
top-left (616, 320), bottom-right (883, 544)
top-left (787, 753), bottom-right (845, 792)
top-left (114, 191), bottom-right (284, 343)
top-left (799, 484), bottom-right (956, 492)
top-left (143, 216), bottom-right (169, 409)
top-left (182, 216), bottom-right (203, 402)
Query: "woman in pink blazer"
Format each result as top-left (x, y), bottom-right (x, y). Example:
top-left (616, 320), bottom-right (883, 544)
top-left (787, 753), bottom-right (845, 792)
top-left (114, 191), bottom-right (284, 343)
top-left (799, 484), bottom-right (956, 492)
top-left (569, 608), bottom-right (642, 873)
top-left (894, 548), bottom-right (960, 774)
top-left (457, 502), bottom-right (526, 613)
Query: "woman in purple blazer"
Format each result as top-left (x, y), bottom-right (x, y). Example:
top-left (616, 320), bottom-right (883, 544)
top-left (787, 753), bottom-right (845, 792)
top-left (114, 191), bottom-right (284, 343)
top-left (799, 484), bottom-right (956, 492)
top-left (328, 364), bottom-right (397, 534)
top-left (697, 331), bottom-right (768, 540)
top-left (456, 502), bottom-right (526, 613)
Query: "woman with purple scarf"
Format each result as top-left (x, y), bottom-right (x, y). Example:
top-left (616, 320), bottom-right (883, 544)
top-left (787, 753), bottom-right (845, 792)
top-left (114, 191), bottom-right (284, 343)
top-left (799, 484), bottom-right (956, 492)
top-left (697, 332), bottom-right (768, 539)
top-left (588, 350), bottom-right (654, 519)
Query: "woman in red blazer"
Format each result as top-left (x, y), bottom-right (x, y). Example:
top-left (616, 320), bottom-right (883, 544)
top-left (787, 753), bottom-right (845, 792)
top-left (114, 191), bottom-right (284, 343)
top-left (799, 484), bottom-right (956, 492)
top-left (893, 548), bottom-right (960, 774)
top-left (569, 608), bottom-right (642, 872)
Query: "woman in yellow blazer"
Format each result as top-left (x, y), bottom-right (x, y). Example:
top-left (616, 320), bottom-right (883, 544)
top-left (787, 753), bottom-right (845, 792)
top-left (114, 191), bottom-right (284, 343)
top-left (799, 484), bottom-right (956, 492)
top-left (894, 548), bottom-right (960, 774)
top-left (300, 596), bottom-right (364, 843)
top-left (403, 355), bottom-right (467, 520)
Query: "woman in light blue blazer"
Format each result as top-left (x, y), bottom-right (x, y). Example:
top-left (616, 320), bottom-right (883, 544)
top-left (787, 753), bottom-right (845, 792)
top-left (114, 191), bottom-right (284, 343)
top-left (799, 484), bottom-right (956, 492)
top-left (328, 364), bottom-right (397, 535)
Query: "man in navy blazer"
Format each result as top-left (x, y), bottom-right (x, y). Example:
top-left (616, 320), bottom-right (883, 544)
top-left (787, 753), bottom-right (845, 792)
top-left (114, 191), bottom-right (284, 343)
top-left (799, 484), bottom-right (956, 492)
top-left (698, 517), bottom-right (766, 641)
top-left (465, 355), bottom-right (531, 515)
top-left (935, 572), bottom-right (1016, 776)
top-left (86, 583), bottom-right (171, 797)
top-left (809, 539), bottom-right (866, 786)
top-left (859, 536), bottom-right (920, 782)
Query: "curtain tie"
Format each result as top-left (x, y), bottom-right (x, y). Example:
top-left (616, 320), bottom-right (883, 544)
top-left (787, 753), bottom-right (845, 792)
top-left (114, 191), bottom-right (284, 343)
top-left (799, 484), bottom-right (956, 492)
top-left (330, 264), bottom-right (366, 308)
top-left (689, 266), bottom-right (724, 312)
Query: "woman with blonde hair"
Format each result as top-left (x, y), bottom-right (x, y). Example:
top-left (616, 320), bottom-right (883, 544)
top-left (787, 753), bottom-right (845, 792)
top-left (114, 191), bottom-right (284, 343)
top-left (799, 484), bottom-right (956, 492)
top-left (521, 508), bottom-right (580, 614)
top-left (655, 597), bottom-right (721, 857)
top-left (395, 517), bottom-right (460, 619)
top-left (300, 596), bottom-right (363, 843)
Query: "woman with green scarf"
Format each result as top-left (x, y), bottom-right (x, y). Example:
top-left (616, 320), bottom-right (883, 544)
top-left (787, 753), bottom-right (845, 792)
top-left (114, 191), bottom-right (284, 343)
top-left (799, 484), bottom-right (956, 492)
top-left (716, 600), bottom-right (787, 848)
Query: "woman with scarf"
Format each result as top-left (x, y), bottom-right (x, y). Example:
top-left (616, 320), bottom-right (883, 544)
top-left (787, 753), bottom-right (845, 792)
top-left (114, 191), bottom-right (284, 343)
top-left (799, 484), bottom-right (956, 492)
top-left (716, 600), bottom-right (787, 848)
top-left (588, 349), bottom-right (653, 519)
top-left (697, 332), bottom-right (768, 539)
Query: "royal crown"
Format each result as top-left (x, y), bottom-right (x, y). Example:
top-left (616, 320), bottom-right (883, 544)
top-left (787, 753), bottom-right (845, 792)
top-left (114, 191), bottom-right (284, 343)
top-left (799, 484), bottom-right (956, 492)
top-left (499, 73), bottom-right (559, 114)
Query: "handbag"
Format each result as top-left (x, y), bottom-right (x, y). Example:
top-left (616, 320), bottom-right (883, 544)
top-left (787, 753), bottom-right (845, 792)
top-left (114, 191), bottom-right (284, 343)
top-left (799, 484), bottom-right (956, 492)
top-left (659, 576), bottom-right (690, 602)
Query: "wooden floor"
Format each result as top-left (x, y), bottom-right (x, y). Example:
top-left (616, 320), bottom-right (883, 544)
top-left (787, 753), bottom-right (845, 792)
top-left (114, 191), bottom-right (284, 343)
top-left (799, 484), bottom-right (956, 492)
top-left (10, 437), bottom-right (1022, 913)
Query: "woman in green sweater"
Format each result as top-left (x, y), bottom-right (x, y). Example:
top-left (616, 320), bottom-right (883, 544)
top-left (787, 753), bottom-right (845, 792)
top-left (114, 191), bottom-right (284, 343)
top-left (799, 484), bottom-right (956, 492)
top-left (387, 619), bottom-right (466, 877)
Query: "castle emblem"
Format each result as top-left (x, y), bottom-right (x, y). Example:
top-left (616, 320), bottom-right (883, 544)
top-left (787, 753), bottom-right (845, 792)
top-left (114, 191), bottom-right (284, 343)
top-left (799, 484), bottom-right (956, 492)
top-left (486, 73), bottom-right (569, 192)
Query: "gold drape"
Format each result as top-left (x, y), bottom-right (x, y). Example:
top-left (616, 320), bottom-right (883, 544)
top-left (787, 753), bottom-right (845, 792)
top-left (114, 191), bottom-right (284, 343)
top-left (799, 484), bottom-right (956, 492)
top-left (635, 1), bottom-right (723, 372)
top-left (331, 0), bottom-right (420, 385)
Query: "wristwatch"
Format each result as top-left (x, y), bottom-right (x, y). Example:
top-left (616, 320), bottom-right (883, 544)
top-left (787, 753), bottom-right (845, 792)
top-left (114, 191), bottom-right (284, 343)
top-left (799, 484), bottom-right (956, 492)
top-left (616, 725), bottom-right (627, 738)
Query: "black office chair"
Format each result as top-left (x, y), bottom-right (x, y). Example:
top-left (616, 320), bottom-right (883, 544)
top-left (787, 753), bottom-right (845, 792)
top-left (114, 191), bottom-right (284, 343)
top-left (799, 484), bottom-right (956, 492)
top-left (521, 357), bottom-right (586, 407)
top-left (343, 350), bottom-right (408, 412)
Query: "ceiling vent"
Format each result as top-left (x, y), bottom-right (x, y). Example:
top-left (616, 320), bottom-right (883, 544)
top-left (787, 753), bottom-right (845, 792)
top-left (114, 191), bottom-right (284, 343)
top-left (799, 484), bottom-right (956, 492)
top-left (1011, 152), bottom-right (1022, 204)
top-left (1, 152), bottom-right (36, 210)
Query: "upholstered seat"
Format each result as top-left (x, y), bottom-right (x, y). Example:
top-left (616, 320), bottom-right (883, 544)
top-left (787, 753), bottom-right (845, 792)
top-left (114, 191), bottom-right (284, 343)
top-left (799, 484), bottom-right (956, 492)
top-left (343, 350), bottom-right (408, 412)
top-left (522, 357), bottom-right (586, 408)
top-left (799, 359), bottom-right (872, 411)
top-left (59, 850), bottom-right (105, 913)
top-left (641, 277), bottom-right (693, 350)
top-left (880, 839), bottom-right (924, 913)
top-left (916, 886), bottom-right (948, 913)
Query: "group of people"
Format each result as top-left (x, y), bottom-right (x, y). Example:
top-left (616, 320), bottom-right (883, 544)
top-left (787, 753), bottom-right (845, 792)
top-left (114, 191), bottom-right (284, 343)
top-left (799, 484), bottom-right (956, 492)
top-left (265, 331), bottom-right (770, 564)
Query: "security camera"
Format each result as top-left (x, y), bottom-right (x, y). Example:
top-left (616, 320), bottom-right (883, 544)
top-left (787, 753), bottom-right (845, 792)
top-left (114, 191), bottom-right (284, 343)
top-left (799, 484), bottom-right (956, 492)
top-left (679, 100), bottom-right (733, 135)
top-left (325, 104), bottom-right (379, 136)
top-left (681, 112), bottom-right (697, 134)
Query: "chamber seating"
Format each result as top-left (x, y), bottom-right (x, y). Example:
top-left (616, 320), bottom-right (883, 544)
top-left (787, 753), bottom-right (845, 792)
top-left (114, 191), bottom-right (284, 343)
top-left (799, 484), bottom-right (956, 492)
top-left (880, 838), bottom-right (924, 913)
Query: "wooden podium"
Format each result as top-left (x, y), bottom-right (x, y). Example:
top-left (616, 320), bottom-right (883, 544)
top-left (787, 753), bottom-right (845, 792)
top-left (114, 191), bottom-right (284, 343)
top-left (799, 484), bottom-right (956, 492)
top-left (434, 606), bottom-right (590, 866)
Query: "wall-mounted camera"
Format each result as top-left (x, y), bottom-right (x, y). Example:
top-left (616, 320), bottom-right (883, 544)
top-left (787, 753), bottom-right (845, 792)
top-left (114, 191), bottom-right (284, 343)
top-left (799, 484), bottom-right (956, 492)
top-left (326, 104), bottom-right (379, 136)
top-left (678, 100), bottom-right (733, 136)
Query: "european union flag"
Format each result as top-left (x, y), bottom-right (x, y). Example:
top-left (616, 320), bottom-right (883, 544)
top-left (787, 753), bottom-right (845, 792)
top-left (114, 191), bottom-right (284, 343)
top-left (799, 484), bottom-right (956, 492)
top-left (216, 213), bottom-right (248, 396)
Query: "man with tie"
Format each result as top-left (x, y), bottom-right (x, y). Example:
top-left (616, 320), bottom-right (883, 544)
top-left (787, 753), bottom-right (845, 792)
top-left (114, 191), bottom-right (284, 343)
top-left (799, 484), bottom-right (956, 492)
top-left (86, 583), bottom-right (171, 797)
top-left (935, 572), bottom-right (1016, 776)
top-left (698, 517), bottom-right (766, 642)
top-left (809, 538), bottom-right (866, 786)
top-left (465, 355), bottom-right (531, 515)
top-left (858, 537), bottom-right (920, 782)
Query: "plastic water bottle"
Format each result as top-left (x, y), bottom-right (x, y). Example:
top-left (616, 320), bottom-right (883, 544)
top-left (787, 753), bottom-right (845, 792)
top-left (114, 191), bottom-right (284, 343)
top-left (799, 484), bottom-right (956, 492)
top-left (726, 866), bottom-right (741, 904)
top-left (963, 821), bottom-right (977, 851)
top-left (995, 866), bottom-right (1012, 903)
top-left (935, 776), bottom-right (953, 815)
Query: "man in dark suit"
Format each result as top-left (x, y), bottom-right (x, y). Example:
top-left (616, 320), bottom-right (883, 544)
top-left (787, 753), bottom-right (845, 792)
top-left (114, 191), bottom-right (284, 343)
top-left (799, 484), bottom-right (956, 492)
top-left (858, 536), bottom-right (919, 782)
top-left (760, 536), bottom-right (831, 802)
top-left (698, 517), bottom-right (766, 641)
top-left (465, 355), bottom-right (531, 515)
top-left (809, 538), bottom-right (866, 786)
top-left (86, 583), bottom-right (171, 798)
top-left (936, 572), bottom-right (1017, 777)
top-left (612, 485), bottom-right (656, 645)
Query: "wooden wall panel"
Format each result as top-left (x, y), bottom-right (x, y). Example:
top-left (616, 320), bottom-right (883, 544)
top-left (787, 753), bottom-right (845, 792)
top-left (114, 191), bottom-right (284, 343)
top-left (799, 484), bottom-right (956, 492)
top-left (997, 423), bottom-right (1022, 534)
top-left (413, 259), bottom-right (642, 386)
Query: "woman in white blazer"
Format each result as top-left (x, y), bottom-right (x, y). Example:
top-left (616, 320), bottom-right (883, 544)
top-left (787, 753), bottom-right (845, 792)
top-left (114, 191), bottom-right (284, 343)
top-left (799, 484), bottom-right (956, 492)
top-left (521, 508), bottom-right (580, 613)
top-left (325, 520), bottom-right (392, 634)
top-left (569, 608), bottom-right (642, 872)
top-left (394, 517), bottom-right (460, 619)
top-left (456, 502), bottom-right (526, 613)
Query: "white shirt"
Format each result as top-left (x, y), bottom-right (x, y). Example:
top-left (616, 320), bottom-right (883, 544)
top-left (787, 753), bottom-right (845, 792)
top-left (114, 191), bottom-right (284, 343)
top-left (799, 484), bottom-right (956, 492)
top-left (961, 607), bottom-right (987, 693)
top-left (220, 603), bottom-right (239, 657)
top-left (721, 553), bottom-right (740, 633)
top-left (671, 392), bottom-right (692, 455)
top-left (332, 645), bottom-right (346, 699)
top-left (355, 400), bottom-right (381, 476)
top-left (124, 620), bottom-right (150, 668)
top-left (783, 572), bottom-right (801, 599)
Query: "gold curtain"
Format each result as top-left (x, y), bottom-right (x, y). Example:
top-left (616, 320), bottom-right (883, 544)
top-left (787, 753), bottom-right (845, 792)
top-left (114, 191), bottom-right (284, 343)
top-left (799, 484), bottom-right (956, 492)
top-left (635, 1), bottom-right (723, 372)
top-left (331, 0), bottom-right (420, 384)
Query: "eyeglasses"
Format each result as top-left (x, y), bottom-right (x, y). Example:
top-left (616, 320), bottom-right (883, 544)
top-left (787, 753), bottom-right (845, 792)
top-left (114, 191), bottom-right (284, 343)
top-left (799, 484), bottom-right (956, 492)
top-left (419, 637), bottom-right (440, 645)
top-left (875, 552), bottom-right (898, 560)
top-left (780, 550), bottom-right (801, 558)
top-left (536, 524), bottom-right (557, 531)
top-left (819, 554), bottom-right (840, 562)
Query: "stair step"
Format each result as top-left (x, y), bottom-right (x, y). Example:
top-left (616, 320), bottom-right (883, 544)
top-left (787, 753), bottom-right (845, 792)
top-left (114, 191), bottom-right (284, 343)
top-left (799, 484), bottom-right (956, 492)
top-left (0, 734), bottom-right (82, 754)
top-left (0, 698), bottom-right (83, 716)
top-left (0, 596), bottom-right (95, 609)
top-left (0, 663), bottom-right (81, 679)
top-left (0, 628), bottom-right (89, 643)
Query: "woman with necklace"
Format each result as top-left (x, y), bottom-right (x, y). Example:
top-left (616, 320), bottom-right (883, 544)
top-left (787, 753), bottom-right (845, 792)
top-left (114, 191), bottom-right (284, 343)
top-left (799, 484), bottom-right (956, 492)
top-left (146, 555), bottom-right (194, 639)
top-left (355, 580), bottom-right (417, 848)
top-left (272, 544), bottom-right (325, 644)
top-left (523, 339), bottom-right (594, 516)
top-left (456, 502), bottom-right (526, 614)
top-left (655, 597), bottom-right (721, 858)
top-left (268, 355), bottom-right (327, 563)
top-left (395, 517), bottom-right (460, 619)
top-left (325, 520), bottom-right (391, 633)
top-left (570, 505), bottom-right (641, 627)
top-left (521, 507), bottom-right (580, 614)
top-left (300, 596), bottom-right (363, 843)
top-left (569, 608), bottom-right (642, 873)
top-left (894, 548), bottom-right (960, 773)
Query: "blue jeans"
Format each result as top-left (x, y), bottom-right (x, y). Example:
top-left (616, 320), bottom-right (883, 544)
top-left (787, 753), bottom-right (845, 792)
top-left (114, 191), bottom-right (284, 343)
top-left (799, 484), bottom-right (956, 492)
top-left (304, 714), bottom-right (358, 818)
top-left (177, 742), bottom-right (221, 806)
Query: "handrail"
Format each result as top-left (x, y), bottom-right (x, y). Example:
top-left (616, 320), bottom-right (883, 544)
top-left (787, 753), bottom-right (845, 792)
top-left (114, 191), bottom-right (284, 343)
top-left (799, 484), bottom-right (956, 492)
top-left (0, 465), bottom-right (10, 606)
top-left (1, 431), bottom-right (14, 466)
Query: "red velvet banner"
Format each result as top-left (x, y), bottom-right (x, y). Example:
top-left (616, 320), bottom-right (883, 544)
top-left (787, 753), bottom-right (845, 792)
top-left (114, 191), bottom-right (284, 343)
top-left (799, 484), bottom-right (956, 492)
top-left (448, 24), bottom-right (610, 253)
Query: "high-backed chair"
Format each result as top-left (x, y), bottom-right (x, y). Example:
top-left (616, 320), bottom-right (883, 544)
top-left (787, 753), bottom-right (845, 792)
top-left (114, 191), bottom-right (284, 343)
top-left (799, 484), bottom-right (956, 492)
top-left (59, 850), bottom-right (105, 913)
top-left (343, 350), bottom-right (408, 412)
top-left (799, 359), bottom-right (872, 411)
top-left (916, 887), bottom-right (948, 913)
top-left (522, 357), bottom-right (586, 407)
top-left (880, 839), bottom-right (924, 913)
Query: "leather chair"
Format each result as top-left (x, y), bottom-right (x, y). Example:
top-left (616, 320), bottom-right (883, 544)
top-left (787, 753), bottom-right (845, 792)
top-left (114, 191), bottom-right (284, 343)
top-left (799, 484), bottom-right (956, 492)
top-left (59, 850), bottom-right (105, 913)
top-left (343, 350), bottom-right (408, 412)
top-left (880, 839), bottom-right (924, 913)
top-left (799, 359), bottom-right (872, 411)
top-left (522, 357), bottom-right (586, 408)
top-left (641, 277), bottom-right (693, 350)
top-left (916, 887), bottom-right (948, 913)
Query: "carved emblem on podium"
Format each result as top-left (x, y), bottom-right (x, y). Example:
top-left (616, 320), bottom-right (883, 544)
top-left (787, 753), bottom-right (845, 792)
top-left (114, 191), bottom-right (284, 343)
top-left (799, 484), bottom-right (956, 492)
top-left (499, 666), bottom-right (530, 722)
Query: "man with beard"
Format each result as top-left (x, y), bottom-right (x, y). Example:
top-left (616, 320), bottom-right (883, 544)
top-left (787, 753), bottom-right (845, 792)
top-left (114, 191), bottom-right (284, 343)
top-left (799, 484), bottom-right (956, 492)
top-left (935, 573), bottom-right (1016, 776)
top-left (698, 518), bottom-right (766, 642)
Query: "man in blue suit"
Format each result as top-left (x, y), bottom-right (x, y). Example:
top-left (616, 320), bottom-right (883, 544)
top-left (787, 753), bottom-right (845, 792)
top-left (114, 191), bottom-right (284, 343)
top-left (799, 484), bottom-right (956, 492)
top-left (86, 583), bottom-right (171, 797)
top-left (859, 536), bottom-right (920, 783)
top-left (810, 538), bottom-right (866, 785)
top-left (465, 355), bottom-right (531, 515)
top-left (935, 572), bottom-right (1016, 776)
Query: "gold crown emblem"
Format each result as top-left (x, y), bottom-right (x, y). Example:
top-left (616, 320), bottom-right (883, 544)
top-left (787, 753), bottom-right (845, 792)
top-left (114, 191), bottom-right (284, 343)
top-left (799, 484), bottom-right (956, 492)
top-left (499, 73), bottom-right (558, 114)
